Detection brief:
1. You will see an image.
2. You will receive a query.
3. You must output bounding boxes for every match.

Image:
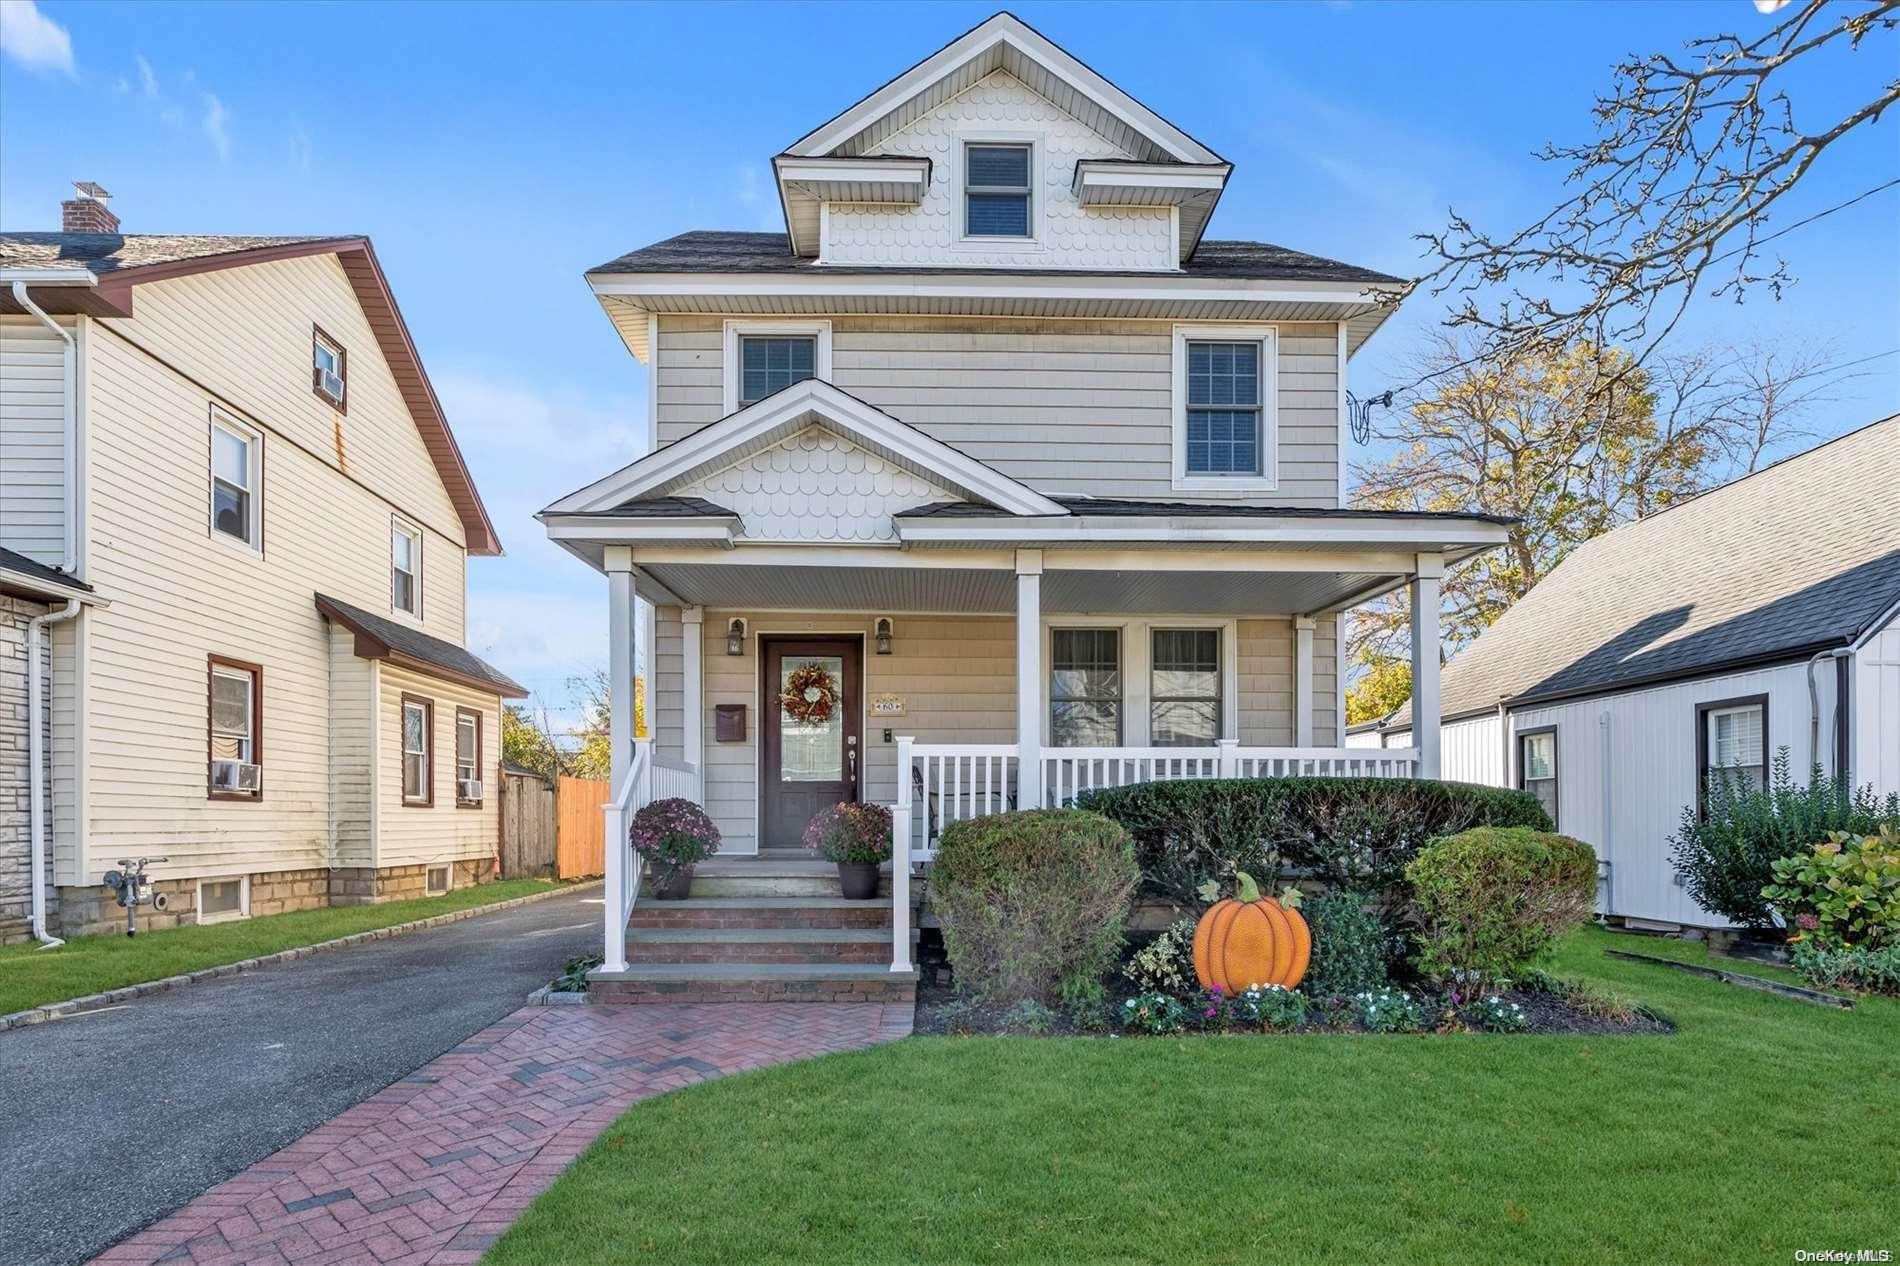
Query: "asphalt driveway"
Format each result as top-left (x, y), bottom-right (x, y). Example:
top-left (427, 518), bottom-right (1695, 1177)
top-left (0, 885), bottom-right (602, 1266)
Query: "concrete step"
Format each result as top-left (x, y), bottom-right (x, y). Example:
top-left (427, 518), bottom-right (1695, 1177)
top-left (686, 858), bottom-right (891, 899)
top-left (589, 961), bottom-right (918, 1005)
top-left (627, 926), bottom-right (904, 965)
top-left (627, 896), bottom-right (894, 930)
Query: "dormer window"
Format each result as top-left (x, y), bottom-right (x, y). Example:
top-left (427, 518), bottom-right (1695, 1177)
top-left (964, 143), bottom-right (1032, 237)
top-left (312, 327), bottom-right (346, 410)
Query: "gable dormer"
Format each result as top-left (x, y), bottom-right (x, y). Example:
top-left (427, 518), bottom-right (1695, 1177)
top-left (772, 13), bottom-right (1230, 271)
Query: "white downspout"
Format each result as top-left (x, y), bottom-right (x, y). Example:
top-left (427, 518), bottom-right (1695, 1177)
top-left (11, 281), bottom-right (79, 575)
top-left (1807, 647), bottom-right (1852, 775)
top-left (1597, 710), bottom-right (1616, 918)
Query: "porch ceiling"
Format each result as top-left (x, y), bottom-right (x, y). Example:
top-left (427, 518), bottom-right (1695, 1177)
top-left (636, 560), bottom-right (1400, 615)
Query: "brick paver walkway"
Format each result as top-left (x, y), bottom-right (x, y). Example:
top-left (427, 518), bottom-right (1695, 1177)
top-left (93, 1002), bottom-right (912, 1265)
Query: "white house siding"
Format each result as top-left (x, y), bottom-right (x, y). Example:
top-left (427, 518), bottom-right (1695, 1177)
top-left (653, 315), bottom-right (1340, 506)
top-left (373, 663), bottom-right (499, 870)
top-left (0, 316), bottom-right (71, 567)
top-left (825, 71), bottom-right (1174, 272)
top-left (1443, 714), bottom-right (1505, 786)
top-left (1856, 618), bottom-right (1900, 797)
top-left (328, 627), bottom-right (375, 867)
top-left (67, 278), bottom-right (469, 885)
top-left (675, 426), bottom-right (954, 542)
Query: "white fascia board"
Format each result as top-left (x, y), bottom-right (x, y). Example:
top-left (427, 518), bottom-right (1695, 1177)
top-left (542, 378), bottom-right (1065, 519)
top-left (1852, 592), bottom-right (1900, 650)
top-left (895, 515), bottom-right (1512, 548)
top-left (784, 14), bottom-right (1220, 164)
top-left (1072, 162), bottom-right (1229, 202)
top-left (0, 566), bottom-right (103, 603)
top-left (0, 268), bottom-right (100, 286)
top-left (586, 270), bottom-right (1398, 308)
top-left (540, 515), bottom-right (737, 546)
top-left (774, 155), bottom-right (931, 192)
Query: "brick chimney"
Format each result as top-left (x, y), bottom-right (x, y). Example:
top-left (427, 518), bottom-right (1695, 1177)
top-left (61, 181), bottom-right (120, 235)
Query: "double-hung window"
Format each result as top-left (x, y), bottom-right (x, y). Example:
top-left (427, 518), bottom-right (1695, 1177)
top-left (391, 519), bottom-right (422, 616)
top-left (402, 695), bottom-right (433, 806)
top-left (1699, 696), bottom-right (1767, 811)
top-left (1151, 629), bottom-right (1221, 747)
top-left (207, 655), bottom-right (262, 798)
top-left (1050, 629), bottom-right (1121, 747)
top-left (964, 143), bottom-right (1032, 237)
top-left (312, 327), bottom-right (346, 409)
top-left (1518, 728), bottom-right (1558, 825)
top-left (210, 411), bottom-right (261, 548)
top-left (1173, 325), bottom-right (1277, 490)
top-left (739, 336), bottom-right (816, 406)
top-left (455, 708), bottom-right (483, 807)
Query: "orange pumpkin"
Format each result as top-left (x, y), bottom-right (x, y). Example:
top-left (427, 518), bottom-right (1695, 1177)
top-left (1192, 871), bottom-right (1311, 992)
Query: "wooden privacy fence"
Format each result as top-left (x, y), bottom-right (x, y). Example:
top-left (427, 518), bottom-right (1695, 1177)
top-left (498, 771), bottom-right (609, 880)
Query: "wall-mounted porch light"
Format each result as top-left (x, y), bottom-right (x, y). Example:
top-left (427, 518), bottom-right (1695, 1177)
top-left (874, 617), bottom-right (894, 655)
top-left (726, 617), bottom-right (747, 656)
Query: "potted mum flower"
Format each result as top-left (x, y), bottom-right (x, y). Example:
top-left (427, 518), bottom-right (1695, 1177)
top-left (629, 797), bottom-right (721, 900)
top-left (804, 802), bottom-right (893, 899)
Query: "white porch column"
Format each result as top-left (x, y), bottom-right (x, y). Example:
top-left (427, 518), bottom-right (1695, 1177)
top-left (1410, 553), bottom-right (1444, 779)
top-left (682, 606), bottom-right (704, 789)
top-left (1016, 549), bottom-right (1043, 808)
top-left (607, 548), bottom-right (638, 786)
top-left (1293, 615), bottom-right (1316, 747)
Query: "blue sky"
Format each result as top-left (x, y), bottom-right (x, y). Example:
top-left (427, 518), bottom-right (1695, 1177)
top-left (5, 0), bottom-right (1896, 730)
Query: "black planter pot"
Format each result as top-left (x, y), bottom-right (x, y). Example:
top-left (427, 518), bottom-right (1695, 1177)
top-left (836, 860), bottom-right (880, 900)
top-left (652, 865), bottom-right (695, 900)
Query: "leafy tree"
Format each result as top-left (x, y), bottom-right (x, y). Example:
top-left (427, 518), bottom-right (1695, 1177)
top-left (501, 672), bottom-right (646, 783)
top-left (1345, 653), bottom-right (1411, 726)
top-left (501, 704), bottom-right (562, 781)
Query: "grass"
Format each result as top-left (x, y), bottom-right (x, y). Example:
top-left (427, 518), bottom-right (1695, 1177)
top-left (0, 878), bottom-right (566, 1015)
top-left (485, 927), bottom-right (1898, 1265)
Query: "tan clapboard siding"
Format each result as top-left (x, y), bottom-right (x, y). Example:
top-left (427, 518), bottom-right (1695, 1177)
top-left (113, 254), bottom-right (465, 556)
top-left (50, 618), bottom-right (80, 883)
top-left (329, 627), bottom-right (374, 867)
top-left (375, 663), bottom-right (499, 868)
top-left (653, 315), bottom-right (1340, 505)
top-left (653, 607), bottom-right (685, 768)
top-left (75, 314), bottom-right (470, 882)
top-left (0, 316), bottom-right (70, 566)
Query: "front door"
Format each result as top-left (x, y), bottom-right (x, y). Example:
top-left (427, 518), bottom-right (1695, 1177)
top-left (761, 638), bottom-right (861, 847)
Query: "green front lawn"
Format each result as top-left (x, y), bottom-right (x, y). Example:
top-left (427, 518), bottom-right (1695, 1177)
top-left (0, 878), bottom-right (565, 1015)
top-left (487, 928), bottom-right (1897, 1265)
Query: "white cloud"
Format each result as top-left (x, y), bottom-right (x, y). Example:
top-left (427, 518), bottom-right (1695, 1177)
top-left (201, 90), bottom-right (231, 160)
top-left (135, 51), bottom-right (157, 97)
top-left (0, 0), bottom-right (74, 75)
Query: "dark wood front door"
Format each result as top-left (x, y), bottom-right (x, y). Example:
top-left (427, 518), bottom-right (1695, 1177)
top-left (761, 638), bottom-right (862, 848)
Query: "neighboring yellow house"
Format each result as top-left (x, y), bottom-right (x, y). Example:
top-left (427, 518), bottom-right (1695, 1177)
top-left (0, 187), bottom-right (524, 943)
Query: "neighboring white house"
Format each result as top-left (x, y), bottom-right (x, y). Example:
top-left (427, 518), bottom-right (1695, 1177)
top-left (539, 11), bottom-right (1512, 993)
top-left (0, 187), bottom-right (524, 943)
top-left (1351, 416), bottom-right (1900, 930)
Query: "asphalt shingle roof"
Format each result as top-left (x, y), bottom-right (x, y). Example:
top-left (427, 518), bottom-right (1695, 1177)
top-left (590, 230), bottom-right (1399, 284)
top-left (316, 595), bottom-right (527, 699)
top-left (0, 546), bottom-right (91, 593)
top-left (0, 232), bottom-right (333, 275)
top-left (598, 496), bottom-right (737, 518)
top-left (1381, 417), bottom-right (1900, 726)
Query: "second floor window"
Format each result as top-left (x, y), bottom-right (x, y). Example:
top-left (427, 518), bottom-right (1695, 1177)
top-left (965, 143), bottom-right (1032, 237)
top-left (402, 695), bottom-right (433, 805)
top-left (739, 336), bottom-right (816, 405)
top-left (391, 520), bottom-right (421, 616)
top-left (1151, 629), bottom-right (1221, 747)
top-left (1185, 341), bottom-right (1262, 476)
top-left (1051, 628), bottom-right (1120, 747)
top-left (1519, 729), bottom-right (1558, 825)
top-left (312, 327), bottom-right (346, 408)
top-left (210, 412), bottom-right (261, 547)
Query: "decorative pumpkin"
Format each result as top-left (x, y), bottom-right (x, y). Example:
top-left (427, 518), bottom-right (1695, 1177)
top-left (1192, 871), bottom-right (1311, 992)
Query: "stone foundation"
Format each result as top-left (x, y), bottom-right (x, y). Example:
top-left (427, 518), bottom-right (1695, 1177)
top-left (0, 593), bottom-right (53, 947)
top-left (329, 857), bottom-right (495, 905)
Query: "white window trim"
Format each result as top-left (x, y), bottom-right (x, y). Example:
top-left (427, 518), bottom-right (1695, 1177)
top-left (391, 517), bottom-right (424, 620)
top-left (208, 408), bottom-right (264, 554)
top-left (425, 863), bottom-right (453, 896)
top-left (1171, 323), bottom-right (1280, 493)
top-left (196, 875), bottom-right (251, 924)
top-left (722, 319), bottom-right (833, 417)
top-left (1041, 615), bottom-right (1238, 748)
top-left (954, 131), bottom-right (1044, 252)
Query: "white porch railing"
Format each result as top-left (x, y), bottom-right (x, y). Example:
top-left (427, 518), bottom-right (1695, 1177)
top-left (599, 740), bottom-right (700, 973)
top-left (887, 737), bottom-right (1420, 972)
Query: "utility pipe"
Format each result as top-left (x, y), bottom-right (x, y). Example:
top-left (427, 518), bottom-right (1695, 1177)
top-left (1806, 647), bottom-right (1852, 776)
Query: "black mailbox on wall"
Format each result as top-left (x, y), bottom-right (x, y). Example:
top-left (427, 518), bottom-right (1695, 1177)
top-left (714, 704), bottom-right (747, 742)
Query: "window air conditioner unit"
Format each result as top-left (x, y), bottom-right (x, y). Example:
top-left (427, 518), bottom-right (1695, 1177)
top-left (459, 778), bottom-right (484, 801)
top-left (315, 367), bottom-right (345, 403)
top-left (211, 760), bottom-right (262, 793)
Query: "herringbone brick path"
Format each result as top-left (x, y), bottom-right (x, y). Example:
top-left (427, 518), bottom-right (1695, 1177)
top-left (91, 1002), bottom-right (912, 1265)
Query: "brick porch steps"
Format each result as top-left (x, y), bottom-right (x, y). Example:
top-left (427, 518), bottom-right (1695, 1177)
top-left (628, 896), bottom-right (894, 930)
top-left (590, 962), bottom-right (919, 1004)
top-left (627, 926), bottom-right (905, 965)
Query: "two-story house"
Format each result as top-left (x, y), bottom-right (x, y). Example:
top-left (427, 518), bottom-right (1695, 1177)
top-left (541, 12), bottom-right (1509, 998)
top-left (1, 186), bottom-right (524, 944)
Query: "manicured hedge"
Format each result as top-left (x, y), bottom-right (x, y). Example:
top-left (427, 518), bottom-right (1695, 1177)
top-left (1407, 826), bottom-right (1598, 995)
top-left (1074, 776), bottom-right (1552, 902)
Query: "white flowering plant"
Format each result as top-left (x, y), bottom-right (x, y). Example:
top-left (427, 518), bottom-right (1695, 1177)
top-left (1354, 987), bottom-right (1424, 1033)
top-left (1472, 994), bottom-right (1530, 1033)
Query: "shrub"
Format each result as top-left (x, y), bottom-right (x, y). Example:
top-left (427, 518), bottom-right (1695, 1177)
top-left (1762, 826), bottom-right (1900, 949)
top-left (1077, 777), bottom-right (1551, 902)
top-left (1669, 754), bottom-right (1900, 928)
top-left (998, 999), bottom-right (1059, 1036)
top-left (629, 797), bottom-right (721, 880)
top-left (932, 809), bottom-right (1138, 1006)
top-left (1303, 888), bottom-right (1389, 1000)
top-left (1122, 918), bottom-right (1198, 997)
top-left (1406, 826), bottom-right (1597, 996)
top-left (1354, 987), bottom-right (1423, 1033)
top-left (1789, 939), bottom-right (1900, 995)
top-left (803, 801), bottom-right (893, 864)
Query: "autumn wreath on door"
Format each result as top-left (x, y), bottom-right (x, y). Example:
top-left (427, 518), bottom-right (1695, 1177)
top-left (780, 661), bottom-right (841, 726)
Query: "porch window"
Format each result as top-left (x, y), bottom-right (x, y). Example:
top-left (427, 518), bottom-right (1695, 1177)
top-left (1051, 629), bottom-right (1120, 747)
top-left (1699, 696), bottom-right (1767, 811)
top-left (1185, 341), bottom-right (1262, 476)
top-left (1150, 629), bottom-right (1220, 747)
top-left (1518, 728), bottom-right (1558, 825)
top-left (964, 143), bottom-right (1032, 237)
top-left (739, 336), bottom-right (816, 405)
